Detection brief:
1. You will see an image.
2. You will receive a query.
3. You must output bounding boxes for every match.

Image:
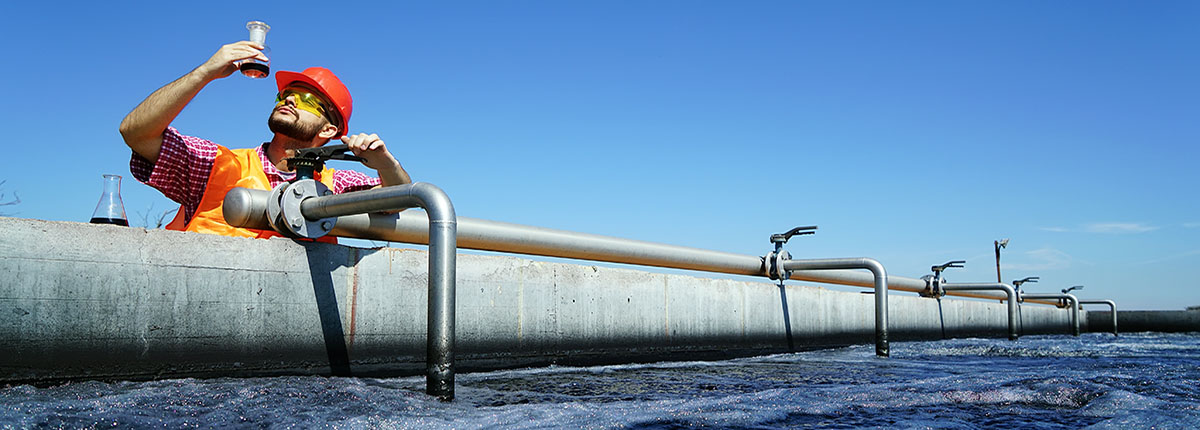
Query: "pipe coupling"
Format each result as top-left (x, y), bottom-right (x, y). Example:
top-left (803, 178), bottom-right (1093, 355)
top-left (919, 274), bottom-right (945, 298)
top-left (267, 179), bottom-right (337, 239)
top-left (764, 250), bottom-right (792, 281)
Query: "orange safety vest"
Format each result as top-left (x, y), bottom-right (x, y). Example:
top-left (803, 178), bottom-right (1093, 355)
top-left (165, 146), bottom-right (339, 243)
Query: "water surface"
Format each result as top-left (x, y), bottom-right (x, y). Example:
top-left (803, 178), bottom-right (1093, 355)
top-left (3, 333), bottom-right (1198, 429)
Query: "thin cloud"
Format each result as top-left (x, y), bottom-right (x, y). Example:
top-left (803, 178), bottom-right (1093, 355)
top-left (1083, 223), bottom-right (1158, 234)
top-left (1184, 222), bottom-right (1200, 229)
top-left (1040, 223), bottom-right (1158, 234)
top-left (1132, 249), bottom-right (1200, 266)
top-left (1003, 247), bottom-right (1087, 271)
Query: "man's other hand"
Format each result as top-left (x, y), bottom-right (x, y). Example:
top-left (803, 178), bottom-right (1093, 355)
top-left (342, 133), bottom-right (411, 187)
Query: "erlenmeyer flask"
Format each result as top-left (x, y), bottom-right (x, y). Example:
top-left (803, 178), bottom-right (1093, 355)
top-left (90, 174), bottom-right (129, 226)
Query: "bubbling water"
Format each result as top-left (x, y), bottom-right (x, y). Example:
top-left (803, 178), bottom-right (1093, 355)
top-left (2, 333), bottom-right (1198, 429)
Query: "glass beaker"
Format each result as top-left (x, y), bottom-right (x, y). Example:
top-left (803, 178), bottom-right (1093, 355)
top-left (240, 21), bottom-right (271, 78)
top-left (90, 174), bottom-right (129, 226)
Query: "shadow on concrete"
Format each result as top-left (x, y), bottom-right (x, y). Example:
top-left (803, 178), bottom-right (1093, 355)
top-left (778, 285), bottom-right (795, 351)
top-left (936, 296), bottom-right (947, 339)
top-left (303, 243), bottom-right (376, 376)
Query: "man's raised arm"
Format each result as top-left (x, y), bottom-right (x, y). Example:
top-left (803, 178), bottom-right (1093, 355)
top-left (119, 41), bottom-right (268, 164)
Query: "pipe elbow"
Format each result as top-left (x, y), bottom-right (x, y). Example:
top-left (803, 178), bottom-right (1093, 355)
top-left (997, 283), bottom-right (1017, 301)
top-left (409, 182), bottom-right (456, 223)
top-left (859, 258), bottom-right (887, 279)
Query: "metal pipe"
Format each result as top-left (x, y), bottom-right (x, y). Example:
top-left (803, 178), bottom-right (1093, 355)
top-left (1078, 299), bottom-right (1118, 336)
top-left (224, 190), bottom-right (1065, 308)
top-left (780, 258), bottom-right (888, 357)
top-left (1020, 293), bottom-right (1080, 336)
top-left (244, 206), bottom-right (1065, 307)
top-left (939, 283), bottom-right (1019, 340)
top-left (227, 183), bottom-right (458, 400)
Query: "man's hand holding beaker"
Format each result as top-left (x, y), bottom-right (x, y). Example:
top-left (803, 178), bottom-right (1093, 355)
top-left (198, 41), bottom-right (269, 80)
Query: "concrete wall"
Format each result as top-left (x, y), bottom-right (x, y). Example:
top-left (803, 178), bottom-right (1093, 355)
top-left (0, 217), bottom-right (1080, 384)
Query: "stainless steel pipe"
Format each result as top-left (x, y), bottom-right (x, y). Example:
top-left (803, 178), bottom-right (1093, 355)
top-left (939, 283), bottom-right (1019, 340)
top-left (238, 207), bottom-right (1066, 306)
top-left (780, 258), bottom-right (888, 357)
top-left (1020, 293), bottom-right (1080, 336)
top-left (1078, 299), bottom-right (1118, 336)
top-left (227, 183), bottom-right (458, 400)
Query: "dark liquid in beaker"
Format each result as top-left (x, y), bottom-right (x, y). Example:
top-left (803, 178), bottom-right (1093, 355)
top-left (90, 217), bottom-right (129, 226)
top-left (240, 62), bottom-right (270, 78)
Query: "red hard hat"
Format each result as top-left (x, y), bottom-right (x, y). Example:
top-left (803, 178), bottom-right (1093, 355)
top-left (275, 67), bottom-right (353, 138)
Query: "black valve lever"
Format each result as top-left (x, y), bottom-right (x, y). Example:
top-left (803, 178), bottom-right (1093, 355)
top-left (293, 144), bottom-right (366, 162)
top-left (930, 260), bottom-right (966, 273)
top-left (286, 144), bottom-right (366, 181)
top-left (1011, 276), bottom-right (1040, 288)
top-left (770, 226), bottom-right (817, 245)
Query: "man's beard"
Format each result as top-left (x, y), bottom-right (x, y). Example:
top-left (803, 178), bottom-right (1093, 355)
top-left (268, 114), bottom-right (324, 142)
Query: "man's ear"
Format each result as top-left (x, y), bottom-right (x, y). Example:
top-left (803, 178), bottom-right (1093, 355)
top-left (317, 123), bottom-right (340, 140)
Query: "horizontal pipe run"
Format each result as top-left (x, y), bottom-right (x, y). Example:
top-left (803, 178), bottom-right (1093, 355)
top-left (939, 283), bottom-right (1019, 340)
top-left (781, 258), bottom-right (888, 357)
top-left (1020, 293), bottom-right (1080, 336)
top-left (1078, 299), bottom-right (1118, 336)
top-left (283, 207), bottom-right (1070, 305)
top-left (222, 187), bottom-right (1062, 307)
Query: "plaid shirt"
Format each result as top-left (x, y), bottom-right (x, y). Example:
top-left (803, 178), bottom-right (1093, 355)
top-left (130, 127), bottom-right (381, 223)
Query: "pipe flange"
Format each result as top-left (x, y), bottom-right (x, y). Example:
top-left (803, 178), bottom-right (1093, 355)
top-left (278, 179), bottom-right (336, 239)
top-left (765, 250), bottom-right (792, 280)
top-left (776, 250), bottom-right (792, 280)
top-left (918, 274), bottom-right (946, 298)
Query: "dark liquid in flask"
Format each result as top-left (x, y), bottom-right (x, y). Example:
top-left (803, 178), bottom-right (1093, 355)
top-left (90, 217), bottom-right (129, 226)
top-left (240, 62), bottom-right (270, 78)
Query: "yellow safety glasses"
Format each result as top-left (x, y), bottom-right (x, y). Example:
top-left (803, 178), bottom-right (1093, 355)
top-left (274, 89), bottom-right (335, 124)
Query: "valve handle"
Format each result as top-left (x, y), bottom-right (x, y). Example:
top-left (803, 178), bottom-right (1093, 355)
top-left (770, 225), bottom-right (818, 244)
top-left (293, 144), bottom-right (366, 163)
top-left (1012, 276), bottom-right (1040, 287)
top-left (285, 144), bottom-right (367, 181)
top-left (931, 260), bottom-right (966, 273)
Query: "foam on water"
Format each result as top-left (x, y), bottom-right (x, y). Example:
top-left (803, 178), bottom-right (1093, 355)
top-left (2, 333), bottom-right (1199, 429)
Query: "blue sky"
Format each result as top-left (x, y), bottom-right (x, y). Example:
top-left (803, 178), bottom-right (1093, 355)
top-left (3, 2), bottom-right (1196, 310)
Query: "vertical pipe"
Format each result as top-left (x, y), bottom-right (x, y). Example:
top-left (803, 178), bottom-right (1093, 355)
top-left (939, 283), bottom-right (1019, 341)
top-left (1078, 300), bottom-right (1118, 336)
top-left (1006, 289), bottom-right (1019, 340)
top-left (1015, 293), bottom-right (1079, 336)
top-left (1108, 300), bottom-right (1119, 336)
top-left (409, 184), bottom-right (457, 401)
top-left (1066, 294), bottom-right (1079, 336)
top-left (294, 182), bottom-right (458, 400)
top-left (427, 216), bottom-right (456, 400)
top-left (870, 260), bottom-right (887, 357)
top-left (783, 258), bottom-right (888, 357)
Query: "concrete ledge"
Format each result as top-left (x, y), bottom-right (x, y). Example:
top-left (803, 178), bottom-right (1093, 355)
top-left (1, 217), bottom-right (1079, 384)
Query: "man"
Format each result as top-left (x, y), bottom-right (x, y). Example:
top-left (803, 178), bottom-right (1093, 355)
top-left (120, 40), bottom-right (410, 240)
